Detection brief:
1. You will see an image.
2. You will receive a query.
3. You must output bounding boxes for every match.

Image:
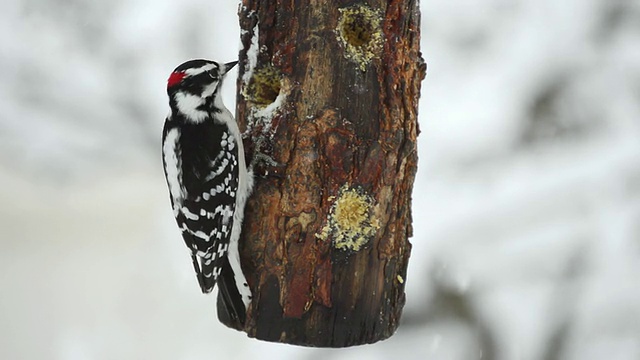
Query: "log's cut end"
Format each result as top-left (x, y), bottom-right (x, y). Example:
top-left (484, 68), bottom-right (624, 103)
top-left (246, 269), bottom-right (410, 348)
top-left (216, 0), bottom-right (425, 348)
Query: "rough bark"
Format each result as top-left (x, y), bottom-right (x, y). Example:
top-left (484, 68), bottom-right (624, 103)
top-left (218, 0), bottom-right (426, 347)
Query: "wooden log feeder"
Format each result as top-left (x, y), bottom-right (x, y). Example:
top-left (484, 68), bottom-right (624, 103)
top-left (217, 0), bottom-right (426, 347)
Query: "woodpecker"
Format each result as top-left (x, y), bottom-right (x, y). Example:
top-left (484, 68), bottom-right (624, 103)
top-left (161, 59), bottom-right (253, 324)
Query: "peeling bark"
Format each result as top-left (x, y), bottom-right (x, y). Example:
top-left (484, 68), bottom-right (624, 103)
top-left (218, 0), bottom-right (426, 347)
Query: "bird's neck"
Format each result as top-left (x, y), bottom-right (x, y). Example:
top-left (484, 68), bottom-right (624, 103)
top-left (170, 91), bottom-right (230, 124)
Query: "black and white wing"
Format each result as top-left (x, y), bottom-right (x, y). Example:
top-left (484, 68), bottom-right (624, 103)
top-left (162, 120), bottom-right (239, 293)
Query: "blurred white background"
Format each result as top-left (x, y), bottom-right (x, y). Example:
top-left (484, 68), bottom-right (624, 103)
top-left (1, 0), bottom-right (639, 359)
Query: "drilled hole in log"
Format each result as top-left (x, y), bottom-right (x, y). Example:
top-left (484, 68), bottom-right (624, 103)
top-left (316, 185), bottom-right (379, 252)
top-left (337, 5), bottom-right (383, 71)
top-left (342, 13), bottom-right (373, 47)
top-left (245, 65), bottom-right (282, 107)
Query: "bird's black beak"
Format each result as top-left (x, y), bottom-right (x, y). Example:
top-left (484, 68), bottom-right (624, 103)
top-left (222, 61), bottom-right (238, 75)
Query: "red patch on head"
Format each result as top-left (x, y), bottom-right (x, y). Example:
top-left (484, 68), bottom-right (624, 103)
top-left (167, 71), bottom-right (187, 88)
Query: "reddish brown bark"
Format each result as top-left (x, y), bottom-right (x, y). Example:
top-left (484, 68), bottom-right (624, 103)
top-left (218, 0), bottom-right (426, 347)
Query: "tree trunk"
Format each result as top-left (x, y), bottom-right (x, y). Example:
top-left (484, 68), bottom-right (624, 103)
top-left (218, 0), bottom-right (426, 347)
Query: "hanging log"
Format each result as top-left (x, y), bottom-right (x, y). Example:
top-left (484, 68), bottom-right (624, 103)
top-left (218, 0), bottom-right (426, 347)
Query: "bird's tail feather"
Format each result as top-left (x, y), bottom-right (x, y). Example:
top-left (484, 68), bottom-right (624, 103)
top-left (216, 256), bottom-right (246, 327)
top-left (192, 254), bottom-right (216, 293)
top-left (192, 253), bottom-right (246, 327)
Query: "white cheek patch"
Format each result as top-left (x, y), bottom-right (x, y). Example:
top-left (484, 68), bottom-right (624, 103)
top-left (175, 91), bottom-right (207, 122)
top-left (201, 82), bottom-right (218, 99)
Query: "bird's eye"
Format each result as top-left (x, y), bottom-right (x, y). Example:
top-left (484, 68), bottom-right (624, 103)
top-left (207, 71), bottom-right (218, 80)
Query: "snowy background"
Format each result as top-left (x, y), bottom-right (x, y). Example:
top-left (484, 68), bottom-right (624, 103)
top-left (1, 0), bottom-right (639, 359)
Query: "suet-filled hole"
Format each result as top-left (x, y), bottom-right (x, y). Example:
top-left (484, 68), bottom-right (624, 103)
top-left (316, 185), bottom-right (380, 252)
top-left (341, 11), bottom-right (373, 47)
top-left (337, 5), bottom-right (383, 71)
top-left (245, 65), bottom-right (282, 107)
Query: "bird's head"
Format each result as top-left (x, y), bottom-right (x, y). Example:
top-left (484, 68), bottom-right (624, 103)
top-left (166, 59), bottom-right (237, 121)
